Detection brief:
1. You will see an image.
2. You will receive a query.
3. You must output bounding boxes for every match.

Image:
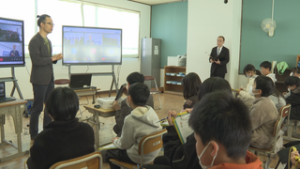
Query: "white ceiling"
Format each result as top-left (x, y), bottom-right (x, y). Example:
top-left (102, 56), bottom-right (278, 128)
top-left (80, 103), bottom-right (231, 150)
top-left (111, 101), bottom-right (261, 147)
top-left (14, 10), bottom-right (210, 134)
top-left (129, 0), bottom-right (184, 6)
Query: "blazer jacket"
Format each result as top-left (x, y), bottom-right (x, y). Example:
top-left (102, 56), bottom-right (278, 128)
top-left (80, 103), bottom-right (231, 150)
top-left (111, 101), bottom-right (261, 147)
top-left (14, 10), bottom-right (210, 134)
top-left (28, 33), bottom-right (57, 85)
top-left (209, 46), bottom-right (229, 74)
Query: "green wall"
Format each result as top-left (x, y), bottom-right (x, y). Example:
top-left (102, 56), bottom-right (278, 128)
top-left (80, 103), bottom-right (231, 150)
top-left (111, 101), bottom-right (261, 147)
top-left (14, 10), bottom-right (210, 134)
top-left (151, 1), bottom-right (188, 68)
top-left (239, 0), bottom-right (300, 73)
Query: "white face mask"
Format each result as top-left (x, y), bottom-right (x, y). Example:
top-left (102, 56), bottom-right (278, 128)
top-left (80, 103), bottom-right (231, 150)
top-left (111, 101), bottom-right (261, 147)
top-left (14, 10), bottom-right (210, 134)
top-left (197, 141), bottom-right (219, 169)
top-left (248, 85), bottom-right (253, 95)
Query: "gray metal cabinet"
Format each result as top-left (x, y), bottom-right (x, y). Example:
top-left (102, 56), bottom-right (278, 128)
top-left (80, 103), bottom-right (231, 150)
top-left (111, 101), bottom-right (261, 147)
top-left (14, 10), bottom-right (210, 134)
top-left (141, 38), bottom-right (161, 89)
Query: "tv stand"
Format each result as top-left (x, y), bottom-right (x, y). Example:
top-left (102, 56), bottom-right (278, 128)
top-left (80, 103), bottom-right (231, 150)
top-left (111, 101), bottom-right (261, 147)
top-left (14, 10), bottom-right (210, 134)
top-left (67, 65), bottom-right (119, 98)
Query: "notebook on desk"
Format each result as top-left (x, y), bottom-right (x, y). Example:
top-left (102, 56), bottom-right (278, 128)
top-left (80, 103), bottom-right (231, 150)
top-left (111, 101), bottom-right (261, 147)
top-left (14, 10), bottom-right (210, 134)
top-left (0, 82), bottom-right (16, 103)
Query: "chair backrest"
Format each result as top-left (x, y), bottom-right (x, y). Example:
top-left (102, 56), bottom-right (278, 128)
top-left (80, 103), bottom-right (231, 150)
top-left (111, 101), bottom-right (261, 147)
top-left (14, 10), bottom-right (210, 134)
top-left (137, 129), bottom-right (167, 165)
top-left (271, 104), bottom-right (291, 153)
top-left (273, 104), bottom-right (291, 137)
top-left (144, 76), bottom-right (155, 81)
top-left (54, 79), bottom-right (70, 85)
top-left (49, 152), bottom-right (102, 169)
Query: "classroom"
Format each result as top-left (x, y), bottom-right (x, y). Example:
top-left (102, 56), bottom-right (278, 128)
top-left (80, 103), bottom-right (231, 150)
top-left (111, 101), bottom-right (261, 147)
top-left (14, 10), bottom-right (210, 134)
top-left (0, 0), bottom-right (300, 169)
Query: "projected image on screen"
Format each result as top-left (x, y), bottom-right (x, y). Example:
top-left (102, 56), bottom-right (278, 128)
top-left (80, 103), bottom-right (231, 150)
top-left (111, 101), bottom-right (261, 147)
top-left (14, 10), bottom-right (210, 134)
top-left (63, 26), bottom-right (122, 65)
top-left (0, 18), bottom-right (24, 66)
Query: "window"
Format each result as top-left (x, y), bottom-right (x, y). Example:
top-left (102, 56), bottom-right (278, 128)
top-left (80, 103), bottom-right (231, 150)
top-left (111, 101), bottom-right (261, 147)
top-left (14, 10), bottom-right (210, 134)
top-left (37, 0), bottom-right (83, 54)
top-left (83, 3), bottom-right (140, 58)
top-left (1, 0), bottom-right (140, 58)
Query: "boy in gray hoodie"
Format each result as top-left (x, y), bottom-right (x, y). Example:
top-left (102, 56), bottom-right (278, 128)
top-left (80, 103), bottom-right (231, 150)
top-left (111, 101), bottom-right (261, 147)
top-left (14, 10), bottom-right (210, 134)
top-left (106, 83), bottom-right (162, 169)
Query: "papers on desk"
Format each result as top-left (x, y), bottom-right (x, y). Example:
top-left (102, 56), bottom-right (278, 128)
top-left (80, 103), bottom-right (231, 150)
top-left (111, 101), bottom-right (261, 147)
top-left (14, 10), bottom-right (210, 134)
top-left (98, 143), bottom-right (117, 151)
top-left (173, 112), bottom-right (194, 144)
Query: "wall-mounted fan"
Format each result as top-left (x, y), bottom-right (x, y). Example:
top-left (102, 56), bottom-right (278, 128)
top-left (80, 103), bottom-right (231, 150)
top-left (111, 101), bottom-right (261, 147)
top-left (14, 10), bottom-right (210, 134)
top-left (261, 0), bottom-right (276, 37)
top-left (261, 18), bottom-right (276, 37)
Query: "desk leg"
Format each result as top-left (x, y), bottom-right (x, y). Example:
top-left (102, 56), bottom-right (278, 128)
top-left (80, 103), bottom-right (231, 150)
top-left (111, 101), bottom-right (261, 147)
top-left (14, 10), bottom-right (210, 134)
top-left (94, 111), bottom-right (100, 150)
top-left (0, 105), bottom-right (29, 163)
top-left (93, 91), bottom-right (96, 104)
top-left (16, 106), bottom-right (22, 153)
top-left (0, 115), bottom-right (5, 143)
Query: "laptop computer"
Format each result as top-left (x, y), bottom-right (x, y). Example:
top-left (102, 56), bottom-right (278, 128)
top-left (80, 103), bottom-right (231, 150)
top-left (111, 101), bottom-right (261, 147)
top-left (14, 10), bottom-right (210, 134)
top-left (69, 74), bottom-right (92, 90)
top-left (0, 82), bottom-right (16, 103)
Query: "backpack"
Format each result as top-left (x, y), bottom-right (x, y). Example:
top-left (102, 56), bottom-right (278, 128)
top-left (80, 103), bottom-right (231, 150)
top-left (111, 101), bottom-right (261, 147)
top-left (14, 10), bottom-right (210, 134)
top-left (276, 61), bottom-right (289, 75)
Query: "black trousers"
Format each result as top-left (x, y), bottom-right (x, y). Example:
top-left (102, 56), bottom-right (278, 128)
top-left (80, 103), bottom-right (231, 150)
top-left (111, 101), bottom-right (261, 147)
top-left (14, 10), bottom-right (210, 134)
top-left (142, 156), bottom-right (172, 169)
top-left (210, 71), bottom-right (225, 79)
top-left (106, 149), bottom-right (136, 169)
top-left (29, 81), bottom-right (54, 139)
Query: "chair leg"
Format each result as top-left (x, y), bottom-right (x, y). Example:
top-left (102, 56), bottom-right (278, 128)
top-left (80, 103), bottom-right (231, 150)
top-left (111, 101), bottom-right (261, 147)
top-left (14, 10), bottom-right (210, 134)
top-left (283, 121), bottom-right (300, 141)
top-left (157, 94), bottom-right (162, 110)
top-left (264, 155), bottom-right (271, 169)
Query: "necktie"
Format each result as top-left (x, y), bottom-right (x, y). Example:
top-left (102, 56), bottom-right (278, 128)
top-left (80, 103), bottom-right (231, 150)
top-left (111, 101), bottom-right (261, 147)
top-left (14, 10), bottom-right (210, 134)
top-left (217, 48), bottom-right (220, 55)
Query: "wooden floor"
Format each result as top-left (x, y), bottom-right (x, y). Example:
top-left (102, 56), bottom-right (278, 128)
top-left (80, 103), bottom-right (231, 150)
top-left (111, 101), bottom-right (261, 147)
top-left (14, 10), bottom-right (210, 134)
top-left (0, 92), bottom-right (285, 169)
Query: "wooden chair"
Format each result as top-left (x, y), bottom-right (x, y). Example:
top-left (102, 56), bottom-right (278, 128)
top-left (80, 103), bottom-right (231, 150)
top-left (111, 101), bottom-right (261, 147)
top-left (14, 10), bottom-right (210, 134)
top-left (49, 152), bottom-right (103, 169)
top-left (248, 104), bottom-right (291, 169)
top-left (109, 129), bottom-right (167, 169)
top-left (283, 105), bottom-right (300, 141)
top-left (144, 76), bottom-right (162, 110)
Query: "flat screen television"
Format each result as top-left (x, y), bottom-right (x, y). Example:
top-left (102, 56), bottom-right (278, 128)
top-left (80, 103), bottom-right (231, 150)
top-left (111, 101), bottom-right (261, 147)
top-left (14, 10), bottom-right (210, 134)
top-left (0, 17), bottom-right (25, 67)
top-left (62, 26), bottom-right (122, 65)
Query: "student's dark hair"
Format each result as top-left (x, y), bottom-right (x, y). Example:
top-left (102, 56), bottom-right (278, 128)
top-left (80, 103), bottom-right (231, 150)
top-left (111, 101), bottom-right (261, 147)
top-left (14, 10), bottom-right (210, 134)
top-left (37, 14), bottom-right (51, 27)
top-left (197, 77), bottom-right (231, 101)
top-left (45, 87), bottom-right (79, 121)
top-left (218, 36), bottom-right (225, 41)
top-left (285, 76), bottom-right (300, 87)
top-left (128, 83), bottom-right (150, 106)
top-left (189, 91), bottom-right (252, 159)
top-left (291, 67), bottom-right (300, 74)
top-left (254, 75), bottom-right (274, 97)
top-left (126, 72), bottom-right (144, 85)
top-left (260, 61), bottom-right (272, 71)
top-left (182, 72), bottom-right (202, 100)
top-left (243, 64), bottom-right (262, 76)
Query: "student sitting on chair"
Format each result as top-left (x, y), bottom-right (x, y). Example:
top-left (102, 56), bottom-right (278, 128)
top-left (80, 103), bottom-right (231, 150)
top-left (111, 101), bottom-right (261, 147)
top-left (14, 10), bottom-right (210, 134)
top-left (283, 67), bottom-right (300, 98)
top-left (181, 72), bottom-right (201, 109)
top-left (106, 83), bottom-right (162, 169)
top-left (239, 64), bottom-right (286, 111)
top-left (238, 64), bottom-right (262, 108)
top-left (112, 72), bottom-right (153, 137)
top-left (148, 77), bottom-right (231, 169)
top-left (285, 76), bottom-right (300, 120)
top-left (189, 91), bottom-right (262, 169)
top-left (27, 88), bottom-right (95, 169)
top-left (250, 76), bottom-right (278, 149)
top-left (260, 61), bottom-right (277, 83)
top-left (142, 91), bottom-right (263, 169)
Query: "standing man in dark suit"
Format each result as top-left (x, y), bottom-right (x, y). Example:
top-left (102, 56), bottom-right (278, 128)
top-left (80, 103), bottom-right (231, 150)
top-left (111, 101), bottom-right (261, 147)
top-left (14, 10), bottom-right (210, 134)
top-left (28, 14), bottom-right (63, 140)
top-left (10, 45), bottom-right (20, 57)
top-left (209, 36), bottom-right (230, 78)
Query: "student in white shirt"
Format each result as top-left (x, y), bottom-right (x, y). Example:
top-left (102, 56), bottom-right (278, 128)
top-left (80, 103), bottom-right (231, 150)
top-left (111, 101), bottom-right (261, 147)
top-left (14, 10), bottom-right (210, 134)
top-left (238, 64), bottom-right (262, 108)
top-left (260, 61), bottom-right (277, 83)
